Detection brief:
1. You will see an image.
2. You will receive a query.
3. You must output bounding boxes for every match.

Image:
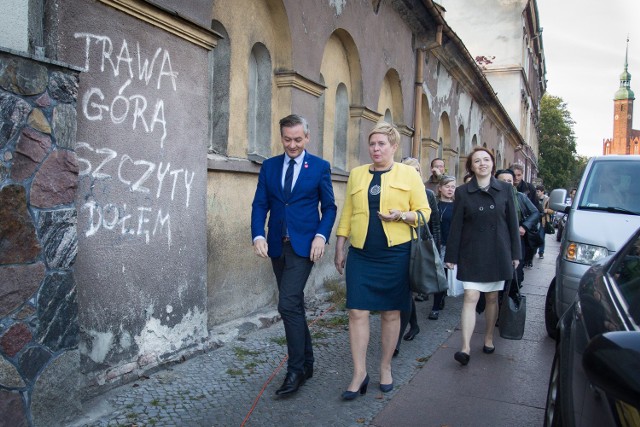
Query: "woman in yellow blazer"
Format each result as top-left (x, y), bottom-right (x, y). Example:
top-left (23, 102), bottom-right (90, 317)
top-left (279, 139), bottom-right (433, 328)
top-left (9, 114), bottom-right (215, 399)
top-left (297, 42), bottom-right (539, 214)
top-left (334, 122), bottom-right (430, 400)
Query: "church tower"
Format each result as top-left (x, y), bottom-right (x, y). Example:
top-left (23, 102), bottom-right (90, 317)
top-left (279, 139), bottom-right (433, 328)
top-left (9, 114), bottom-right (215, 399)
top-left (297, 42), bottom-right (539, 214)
top-left (604, 39), bottom-right (639, 155)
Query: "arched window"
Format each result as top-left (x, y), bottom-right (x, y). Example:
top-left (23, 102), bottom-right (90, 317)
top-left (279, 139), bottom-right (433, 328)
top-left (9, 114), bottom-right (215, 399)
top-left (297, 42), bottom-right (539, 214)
top-left (384, 108), bottom-right (393, 124)
top-left (333, 83), bottom-right (349, 171)
top-left (458, 125), bottom-right (465, 155)
top-left (247, 43), bottom-right (272, 161)
top-left (208, 21), bottom-right (231, 155)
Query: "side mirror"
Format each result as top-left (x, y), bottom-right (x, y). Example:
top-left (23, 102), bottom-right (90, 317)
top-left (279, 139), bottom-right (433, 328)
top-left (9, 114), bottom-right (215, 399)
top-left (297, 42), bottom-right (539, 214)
top-left (549, 188), bottom-right (568, 213)
top-left (583, 331), bottom-right (640, 408)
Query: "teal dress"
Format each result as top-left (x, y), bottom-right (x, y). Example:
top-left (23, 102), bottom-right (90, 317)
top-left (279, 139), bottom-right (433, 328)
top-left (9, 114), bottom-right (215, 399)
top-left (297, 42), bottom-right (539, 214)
top-left (345, 170), bottom-right (411, 312)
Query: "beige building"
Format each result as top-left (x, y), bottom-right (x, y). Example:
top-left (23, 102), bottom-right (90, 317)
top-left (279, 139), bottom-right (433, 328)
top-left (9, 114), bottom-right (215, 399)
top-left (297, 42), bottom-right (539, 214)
top-left (438, 0), bottom-right (546, 181)
top-left (0, 0), bottom-right (545, 423)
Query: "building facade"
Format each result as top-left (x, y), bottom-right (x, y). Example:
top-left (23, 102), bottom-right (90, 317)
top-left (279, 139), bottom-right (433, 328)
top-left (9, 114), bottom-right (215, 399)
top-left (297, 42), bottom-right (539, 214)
top-left (603, 41), bottom-right (640, 155)
top-left (0, 0), bottom-right (544, 424)
top-left (438, 0), bottom-right (546, 181)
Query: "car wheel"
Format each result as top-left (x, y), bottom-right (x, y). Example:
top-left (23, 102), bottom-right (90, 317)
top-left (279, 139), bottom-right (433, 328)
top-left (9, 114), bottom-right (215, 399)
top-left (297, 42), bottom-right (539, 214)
top-left (544, 350), bottom-right (562, 427)
top-left (545, 279), bottom-right (559, 340)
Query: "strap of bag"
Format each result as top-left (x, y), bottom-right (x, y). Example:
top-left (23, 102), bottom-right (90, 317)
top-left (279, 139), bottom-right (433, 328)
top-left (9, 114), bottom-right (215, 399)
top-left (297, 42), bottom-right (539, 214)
top-left (511, 266), bottom-right (522, 300)
top-left (412, 210), bottom-right (433, 241)
top-left (411, 210), bottom-right (423, 240)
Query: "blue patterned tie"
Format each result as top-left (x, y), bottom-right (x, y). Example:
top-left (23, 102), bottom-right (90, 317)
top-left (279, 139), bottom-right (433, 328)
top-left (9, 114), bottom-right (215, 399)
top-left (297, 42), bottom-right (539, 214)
top-left (284, 159), bottom-right (295, 200)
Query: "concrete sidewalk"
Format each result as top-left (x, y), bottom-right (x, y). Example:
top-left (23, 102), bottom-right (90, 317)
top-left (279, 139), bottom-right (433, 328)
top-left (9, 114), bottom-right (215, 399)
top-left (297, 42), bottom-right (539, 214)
top-left (69, 238), bottom-right (558, 427)
top-left (372, 239), bottom-right (558, 427)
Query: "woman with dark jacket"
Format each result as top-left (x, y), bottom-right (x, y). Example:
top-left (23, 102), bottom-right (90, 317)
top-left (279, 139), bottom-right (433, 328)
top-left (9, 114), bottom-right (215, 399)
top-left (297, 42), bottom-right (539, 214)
top-left (444, 147), bottom-right (521, 366)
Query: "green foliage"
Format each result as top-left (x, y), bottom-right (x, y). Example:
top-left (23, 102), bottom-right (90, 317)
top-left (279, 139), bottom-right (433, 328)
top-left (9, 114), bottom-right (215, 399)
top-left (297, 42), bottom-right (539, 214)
top-left (538, 94), bottom-right (581, 191)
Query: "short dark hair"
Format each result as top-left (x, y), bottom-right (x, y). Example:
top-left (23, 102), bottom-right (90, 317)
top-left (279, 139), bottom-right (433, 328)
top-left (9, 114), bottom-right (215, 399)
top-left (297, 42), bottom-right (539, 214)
top-left (495, 169), bottom-right (515, 179)
top-left (536, 185), bottom-right (545, 192)
top-left (431, 157), bottom-right (444, 167)
top-left (279, 114), bottom-right (309, 136)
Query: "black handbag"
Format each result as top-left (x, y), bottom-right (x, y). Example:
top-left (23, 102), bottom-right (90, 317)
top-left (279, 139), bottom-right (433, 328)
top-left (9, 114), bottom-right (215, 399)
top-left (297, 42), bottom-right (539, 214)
top-left (499, 271), bottom-right (526, 340)
top-left (544, 216), bottom-right (555, 234)
top-left (409, 211), bottom-right (448, 295)
top-left (526, 228), bottom-right (543, 248)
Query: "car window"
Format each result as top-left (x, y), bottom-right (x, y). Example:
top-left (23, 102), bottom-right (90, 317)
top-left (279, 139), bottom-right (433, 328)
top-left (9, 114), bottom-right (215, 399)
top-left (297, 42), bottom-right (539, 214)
top-left (612, 232), bottom-right (640, 325)
top-left (580, 160), bottom-right (640, 213)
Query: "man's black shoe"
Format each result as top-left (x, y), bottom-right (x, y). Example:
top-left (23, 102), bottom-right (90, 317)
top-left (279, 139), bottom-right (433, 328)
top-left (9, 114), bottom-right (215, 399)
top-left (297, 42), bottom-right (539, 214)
top-left (275, 372), bottom-right (305, 396)
top-left (303, 365), bottom-right (313, 380)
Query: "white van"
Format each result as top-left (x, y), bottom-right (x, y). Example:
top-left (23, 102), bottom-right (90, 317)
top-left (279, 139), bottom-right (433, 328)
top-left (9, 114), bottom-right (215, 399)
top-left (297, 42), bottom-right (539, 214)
top-left (545, 155), bottom-right (640, 338)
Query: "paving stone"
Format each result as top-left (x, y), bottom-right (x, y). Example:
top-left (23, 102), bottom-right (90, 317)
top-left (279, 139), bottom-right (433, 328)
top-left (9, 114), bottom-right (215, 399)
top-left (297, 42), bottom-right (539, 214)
top-left (70, 297), bottom-right (462, 426)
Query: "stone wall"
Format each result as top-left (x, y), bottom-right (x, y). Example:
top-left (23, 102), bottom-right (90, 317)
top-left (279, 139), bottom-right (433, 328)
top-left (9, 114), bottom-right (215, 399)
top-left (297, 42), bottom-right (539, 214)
top-left (0, 49), bottom-right (82, 426)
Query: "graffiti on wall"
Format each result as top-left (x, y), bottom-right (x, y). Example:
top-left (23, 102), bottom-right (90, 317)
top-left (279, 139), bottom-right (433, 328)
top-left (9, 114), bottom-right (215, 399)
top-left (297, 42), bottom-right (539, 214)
top-left (73, 33), bottom-right (195, 247)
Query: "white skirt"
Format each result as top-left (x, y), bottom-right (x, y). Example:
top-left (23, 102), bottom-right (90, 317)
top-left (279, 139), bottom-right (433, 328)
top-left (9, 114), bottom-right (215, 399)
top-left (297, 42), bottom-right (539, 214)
top-left (462, 281), bottom-right (505, 293)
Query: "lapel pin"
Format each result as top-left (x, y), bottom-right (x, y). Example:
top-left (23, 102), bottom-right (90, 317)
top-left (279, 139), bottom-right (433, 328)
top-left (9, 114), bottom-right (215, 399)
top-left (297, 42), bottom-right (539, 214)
top-left (304, 162), bottom-right (308, 168)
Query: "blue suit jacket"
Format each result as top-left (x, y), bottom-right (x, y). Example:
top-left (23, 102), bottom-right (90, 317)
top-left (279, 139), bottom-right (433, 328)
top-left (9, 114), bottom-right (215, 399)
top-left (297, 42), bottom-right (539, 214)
top-left (251, 152), bottom-right (337, 258)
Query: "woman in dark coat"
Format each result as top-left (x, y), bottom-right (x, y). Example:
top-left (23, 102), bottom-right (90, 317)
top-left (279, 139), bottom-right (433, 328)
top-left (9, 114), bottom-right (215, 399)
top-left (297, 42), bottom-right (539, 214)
top-left (444, 147), bottom-right (521, 366)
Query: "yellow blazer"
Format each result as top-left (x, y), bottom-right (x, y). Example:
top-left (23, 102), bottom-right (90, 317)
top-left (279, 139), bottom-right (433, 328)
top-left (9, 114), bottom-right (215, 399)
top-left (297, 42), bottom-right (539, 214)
top-left (336, 163), bottom-right (431, 248)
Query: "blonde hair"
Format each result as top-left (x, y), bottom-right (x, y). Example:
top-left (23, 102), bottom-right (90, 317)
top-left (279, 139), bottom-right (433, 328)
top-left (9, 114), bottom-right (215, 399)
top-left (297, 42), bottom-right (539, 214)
top-left (401, 157), bottom-right (421, 174)
top-left (368, 122), bottom-right (400, 146)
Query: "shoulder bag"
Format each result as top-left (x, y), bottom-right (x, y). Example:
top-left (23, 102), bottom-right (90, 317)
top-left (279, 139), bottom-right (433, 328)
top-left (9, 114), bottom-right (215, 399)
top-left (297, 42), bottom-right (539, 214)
top-left (409, 211), bottom-right (448, 295)
top-left (544, 215), bottom-right (555, 234)
top-left (498, 271), bottom-right (527, 340)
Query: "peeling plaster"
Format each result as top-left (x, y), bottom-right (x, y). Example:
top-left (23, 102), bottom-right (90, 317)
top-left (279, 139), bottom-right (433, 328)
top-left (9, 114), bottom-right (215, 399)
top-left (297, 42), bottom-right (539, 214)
top-left (329, 0), bottom-right (346, 15)
top-left (436, 70), bottom-right (454, 105)
top-left (80, 330), bottom-right (114, 363)
top-left (134, 307), bottom-right (207, 357)
top-left (457, 92), bottom-right (473, 128)
top-left (119, 330), bottom-right (132, 351)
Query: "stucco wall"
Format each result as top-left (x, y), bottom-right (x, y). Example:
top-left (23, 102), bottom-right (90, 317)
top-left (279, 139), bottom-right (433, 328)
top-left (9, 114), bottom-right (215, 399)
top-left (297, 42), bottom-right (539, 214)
top-left (0, 0), bottom-right (29, 52)
top-left (51, 0), bottom-right (210, 392)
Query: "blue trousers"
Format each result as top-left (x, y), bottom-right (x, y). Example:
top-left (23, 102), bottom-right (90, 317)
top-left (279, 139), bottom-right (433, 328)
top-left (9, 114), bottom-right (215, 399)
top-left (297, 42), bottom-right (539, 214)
top-left (271, 242), bottom-right (314, 375)
top-left (537, 225), bottom-right (546, 254)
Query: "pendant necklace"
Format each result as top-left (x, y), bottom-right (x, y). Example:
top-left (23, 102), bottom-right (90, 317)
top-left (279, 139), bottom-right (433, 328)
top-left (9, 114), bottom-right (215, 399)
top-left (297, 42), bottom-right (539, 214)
top-left (370, 163), bottom-right (392, 195)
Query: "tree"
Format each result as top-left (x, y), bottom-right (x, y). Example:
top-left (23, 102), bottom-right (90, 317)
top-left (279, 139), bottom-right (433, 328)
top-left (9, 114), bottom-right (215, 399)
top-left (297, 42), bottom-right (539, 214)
top-left (538, 94), bottom-right (578, 191)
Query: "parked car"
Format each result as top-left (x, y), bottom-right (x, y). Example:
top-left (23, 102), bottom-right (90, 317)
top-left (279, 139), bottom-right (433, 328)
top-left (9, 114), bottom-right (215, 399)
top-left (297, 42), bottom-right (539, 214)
top-left (544, 226), bottom-right (640, 426)
top-left (555, 211), bottom-right (566, 242)
top-left (545, 155), bottom-right (640, 339)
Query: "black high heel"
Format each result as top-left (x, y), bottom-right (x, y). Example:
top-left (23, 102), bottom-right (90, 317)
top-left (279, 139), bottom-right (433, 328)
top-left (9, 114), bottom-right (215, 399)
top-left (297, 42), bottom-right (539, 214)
top-left (454, 351), bottom-right (470, 366)
top-left (403, 326), bottom-right (420, 340)
top-left (341, 374), bottom-right (369, 400)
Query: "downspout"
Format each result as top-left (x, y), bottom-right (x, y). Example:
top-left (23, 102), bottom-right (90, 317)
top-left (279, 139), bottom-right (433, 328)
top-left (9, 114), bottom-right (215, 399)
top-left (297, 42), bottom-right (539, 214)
top-left (412, 48), bottom-right (425, 159)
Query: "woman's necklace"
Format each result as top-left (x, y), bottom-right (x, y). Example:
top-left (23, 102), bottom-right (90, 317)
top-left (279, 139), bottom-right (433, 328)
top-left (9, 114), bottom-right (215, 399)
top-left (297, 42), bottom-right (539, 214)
top-left (369, 163), bottom-right (392, 195)
top-left (372, 162), bottom-right (393, 172)
top-left (477, 178), bottom-right (491, 191)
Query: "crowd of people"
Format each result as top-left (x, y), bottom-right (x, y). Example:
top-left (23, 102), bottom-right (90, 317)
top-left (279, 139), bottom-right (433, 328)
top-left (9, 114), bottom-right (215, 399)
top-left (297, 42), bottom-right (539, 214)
top-left (251, 116), bottom-right (551, 399)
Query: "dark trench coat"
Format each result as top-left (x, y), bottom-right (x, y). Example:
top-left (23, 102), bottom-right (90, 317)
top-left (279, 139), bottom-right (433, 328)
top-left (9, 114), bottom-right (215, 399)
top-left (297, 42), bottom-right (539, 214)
top-left (444, 176), bottom-right (521, 282)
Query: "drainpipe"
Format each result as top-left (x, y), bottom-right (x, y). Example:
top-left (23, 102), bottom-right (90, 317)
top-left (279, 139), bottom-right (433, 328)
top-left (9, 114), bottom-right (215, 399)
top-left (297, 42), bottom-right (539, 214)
top-left (412, 48), bottom-right (425, 159)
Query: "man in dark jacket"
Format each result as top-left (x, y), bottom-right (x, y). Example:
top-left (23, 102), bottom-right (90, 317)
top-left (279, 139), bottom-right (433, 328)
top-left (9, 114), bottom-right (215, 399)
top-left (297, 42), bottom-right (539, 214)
top-left (510, 163), bottom-right (538, 268)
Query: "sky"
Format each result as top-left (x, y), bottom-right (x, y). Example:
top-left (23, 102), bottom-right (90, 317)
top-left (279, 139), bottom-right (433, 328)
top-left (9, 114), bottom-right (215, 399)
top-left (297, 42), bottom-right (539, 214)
top-left (537, 0), bottom-right (640, 157)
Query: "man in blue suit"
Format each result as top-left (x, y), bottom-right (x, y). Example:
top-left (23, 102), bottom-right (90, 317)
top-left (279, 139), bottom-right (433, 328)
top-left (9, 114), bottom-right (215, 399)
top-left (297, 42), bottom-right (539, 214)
top-left (251, 114), bottom-right (337, 396)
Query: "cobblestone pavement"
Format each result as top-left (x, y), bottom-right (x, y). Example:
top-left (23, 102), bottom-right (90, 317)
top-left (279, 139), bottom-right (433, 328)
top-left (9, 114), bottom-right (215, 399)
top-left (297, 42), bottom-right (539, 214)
top-left (69, 294), bottom-right (463, 427)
